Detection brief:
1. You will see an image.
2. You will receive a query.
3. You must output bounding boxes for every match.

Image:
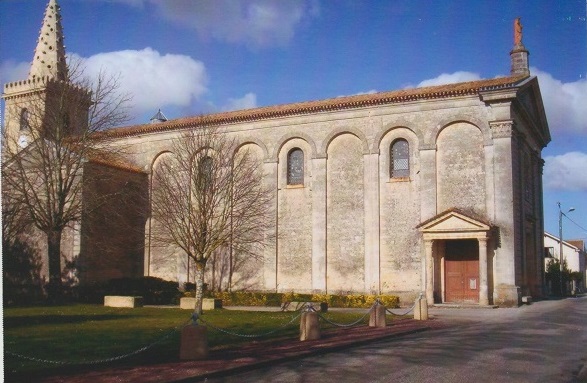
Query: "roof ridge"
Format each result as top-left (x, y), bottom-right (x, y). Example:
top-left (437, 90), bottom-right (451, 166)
top-left (93, 75), bottom-right (527, 140)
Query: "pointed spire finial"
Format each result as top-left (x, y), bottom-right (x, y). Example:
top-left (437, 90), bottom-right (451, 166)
top-left (29, 0), bottom-right (67, 81)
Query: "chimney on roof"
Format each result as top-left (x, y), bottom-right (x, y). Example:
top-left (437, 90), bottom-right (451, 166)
top-left (510, 17), bottom-right (530, 76)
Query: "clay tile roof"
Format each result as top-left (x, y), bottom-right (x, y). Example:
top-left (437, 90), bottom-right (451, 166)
top-left (93, 74), bottom-right (528, 140)
top-left (85, 148), bottom-right (144, 173)
top-left (568, 240), bottom-right (585, 251)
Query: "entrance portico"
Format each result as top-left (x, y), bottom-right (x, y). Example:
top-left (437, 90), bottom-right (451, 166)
top-left (418, 210), bottom-right (493, 305)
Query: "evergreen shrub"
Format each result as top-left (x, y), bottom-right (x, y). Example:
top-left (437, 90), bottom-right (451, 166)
top-left (185, 290), bottom-right (400, 308)
top-left (78, 277), bottom-right (181, 305)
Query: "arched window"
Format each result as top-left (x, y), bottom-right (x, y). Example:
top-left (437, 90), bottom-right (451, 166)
top-left (20, 108), bottom-right (30, 131)
top-left (62, 113), bottom-right (70, 132)
top-left (287, 148), bottom-right (304, 185)
top-left (199, 156), bottom-right (213, 187)
top-left (390, 139), bottom-right (409, 178)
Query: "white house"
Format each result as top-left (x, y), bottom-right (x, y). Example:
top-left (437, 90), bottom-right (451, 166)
top-left (544, 232), bottom-right (587, 293)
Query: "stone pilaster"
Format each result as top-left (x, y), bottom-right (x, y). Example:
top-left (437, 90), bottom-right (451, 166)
top-left (424, 239), bottom-right (434, 304)
top-left (263, 160), bottom-right (279, 291)
top-left (311, 156), bottom-right (327, 292)
top-left (478, 237), bottom-right (489, 305)
top-left (419, 148), bottom-right (437, 220)
top-left (364, 153), bottom-right (380, 293)
top-left (489, 120), bottom-right (516, 288)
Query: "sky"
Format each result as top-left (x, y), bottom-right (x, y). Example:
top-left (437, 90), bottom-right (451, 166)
top-left (1, 0), bottom-right (586, 242)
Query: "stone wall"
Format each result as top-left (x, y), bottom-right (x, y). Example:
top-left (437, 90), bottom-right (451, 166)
top-left (379, 127), bottom-right (421, 293)
top-left (436, 122), bottom-right (486, 216)
top-left (98, 85), bottom-right (547, 303)
top-left (276, 138), bottom-right (313, 291)
top-left (326, 133), bottom-right (365, 293)
top-left (79, 162), bottom-right (148, 284)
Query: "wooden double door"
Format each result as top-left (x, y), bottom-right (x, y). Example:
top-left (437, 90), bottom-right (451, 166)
top-left (445, 240), bottom-right (479, 303)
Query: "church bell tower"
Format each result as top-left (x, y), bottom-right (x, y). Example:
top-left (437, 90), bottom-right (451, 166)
top-left (2, 0), bottom-right (90, 152)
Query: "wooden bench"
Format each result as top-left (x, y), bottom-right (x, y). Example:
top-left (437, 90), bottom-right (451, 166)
top-left (104, 296), bottom-right (143, 308)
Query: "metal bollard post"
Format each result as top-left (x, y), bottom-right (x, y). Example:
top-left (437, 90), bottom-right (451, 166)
top-left (300, 307), bottom-right (321, 341)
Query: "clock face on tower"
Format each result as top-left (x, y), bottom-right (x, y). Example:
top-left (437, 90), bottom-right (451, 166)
top-left (18, 134), bottom-right (29, 148)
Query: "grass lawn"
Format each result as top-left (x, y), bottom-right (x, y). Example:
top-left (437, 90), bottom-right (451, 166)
top-left (4, 304), bottom-right (379, 378)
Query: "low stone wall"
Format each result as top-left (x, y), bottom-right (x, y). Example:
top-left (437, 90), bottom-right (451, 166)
top-left (180, 297), bottom-right (223, 310)
top-left (104, 296), bottom-right (143, 308)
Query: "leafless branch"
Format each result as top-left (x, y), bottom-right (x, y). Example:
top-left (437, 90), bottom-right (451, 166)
top-left (150, 126), bottom-right (274, 312)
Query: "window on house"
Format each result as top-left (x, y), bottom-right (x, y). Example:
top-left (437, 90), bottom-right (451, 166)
top-left (544, 247), bottom-right (554, 258)
top-left (390, 139), bottom-right (409, 178)
top-left (287, 148), bottom-right (304, 185)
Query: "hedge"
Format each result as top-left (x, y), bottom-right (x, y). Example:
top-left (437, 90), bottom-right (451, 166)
top-left (190, 291), bottom-right (400, 309)
top-left (77, 277), bottom-right (181, 305)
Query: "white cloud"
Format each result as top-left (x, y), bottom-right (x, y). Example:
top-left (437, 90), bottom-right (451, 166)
top-left (223, 93), bottom-right (257, 111)
top-left (544, 152), bottom-right (587, 191)
top-left (73, 48), bottom-right (207, 115)
top-left (415, 71), bottom-right (482, 88)
top-left (531, 67), bottom-right (587, 136)
top-left (338, 89), bottom-right (378, 98)
top-left (409, 68), bottom-right (587, 138)
top-left (109, 0), bottom-right (319, 48)
top-left (0, 60), bottom-right (30, 85)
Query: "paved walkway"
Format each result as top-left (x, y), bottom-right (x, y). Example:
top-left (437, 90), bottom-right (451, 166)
top-left (39, 313), bottom-right (442, 383)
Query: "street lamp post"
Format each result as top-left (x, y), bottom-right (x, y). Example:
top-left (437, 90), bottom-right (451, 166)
top-left (558, 202), bottom-right (575, 295)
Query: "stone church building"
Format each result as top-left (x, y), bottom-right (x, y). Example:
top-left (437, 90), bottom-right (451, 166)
top-left (3, 1), bottom-right (550, 306)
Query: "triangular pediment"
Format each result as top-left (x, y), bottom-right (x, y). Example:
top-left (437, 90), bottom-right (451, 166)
top-left (418, 209), bottom-right (491, 233)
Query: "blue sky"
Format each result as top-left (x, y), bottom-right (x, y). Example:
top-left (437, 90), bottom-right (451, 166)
top-left (1, 0), bottom-right (586, 241)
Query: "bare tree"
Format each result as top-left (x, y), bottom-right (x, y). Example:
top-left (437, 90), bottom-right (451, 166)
top-left (150, 127), bottom-right (273, 313)
top-left (2, 58), bottom-right (131, 301)
top-left (207, 244), bottom-right (266, 292)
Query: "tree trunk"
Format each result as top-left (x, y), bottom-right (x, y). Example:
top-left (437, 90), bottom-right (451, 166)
top-left (194, 262), bottom-right (206, 314)
top-left (47, 229), bottom-right (63, 302)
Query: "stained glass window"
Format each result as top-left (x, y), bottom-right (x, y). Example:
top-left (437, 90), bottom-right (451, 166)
top-left (391, 139), bottom-right (409, 178)
top-left (287, 148), bottom-right (304, 185)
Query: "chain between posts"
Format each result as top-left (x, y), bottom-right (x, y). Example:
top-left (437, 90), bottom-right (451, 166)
top-left (5, 318), bottom-right (192, 366)
top-left (386, 302), bottom-right (416, 316)
top-left (198, 311), bottom-right (302, 338)
top-left (7, 300), bottom-right (413, 365)
top-left (316, 301), bottom-right (378, 328)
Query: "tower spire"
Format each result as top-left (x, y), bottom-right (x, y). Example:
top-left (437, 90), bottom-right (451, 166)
top-left (30, 0), bottom-right (67, 81)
